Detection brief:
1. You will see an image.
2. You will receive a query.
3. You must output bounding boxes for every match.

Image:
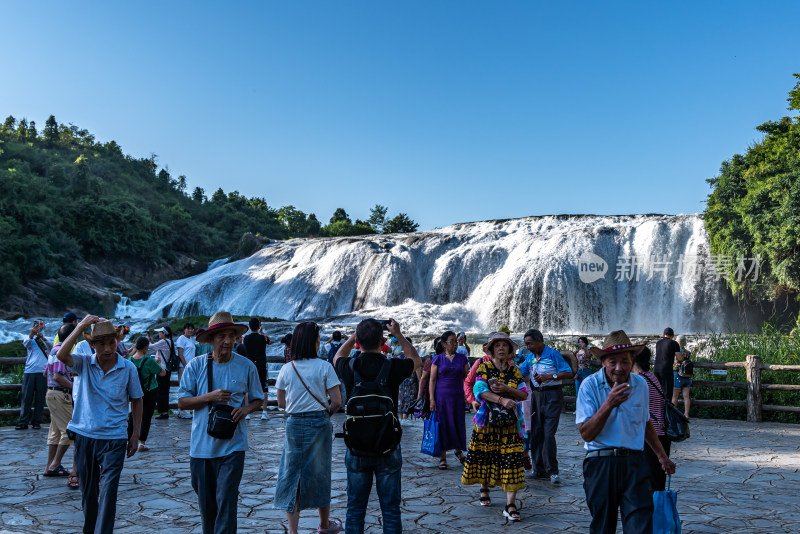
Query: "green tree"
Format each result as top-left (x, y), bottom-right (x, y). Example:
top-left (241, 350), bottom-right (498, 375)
top-left (43, 115), bottom-right (59, 145)
top-left (704, 73), bottom-right (800, 326)
top-left (2, 116), bottom-right (15, 132)
top-left (192, 187), bottom-right (206, 203)
top-left (177, 175), bottom-right (187, 193)
top-left (306, 213), bottom-right (321, 236)
top-left (368, 204), bottom-right (388, 233)
top-left (277, 205), bottom-right (308, 236)
top-left (27, 120), bottom-right (37, 139)
top-left (330, 208), bottom-right (351, 225)
top-left (384, 213), bottom-right (419, 233)
top-left (16, 118), bottom-right (28, 140)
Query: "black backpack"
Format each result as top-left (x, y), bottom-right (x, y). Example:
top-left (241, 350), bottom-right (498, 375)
top-left (342, 358), bottom-right (402, 457)
top-left (678, 358), bottom-right (694, 378)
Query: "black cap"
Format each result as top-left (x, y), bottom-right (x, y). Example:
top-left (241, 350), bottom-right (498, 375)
top-left (63, 312), bottom-right (79, 323)
top-left (663, 327), bottom-right (674, 336)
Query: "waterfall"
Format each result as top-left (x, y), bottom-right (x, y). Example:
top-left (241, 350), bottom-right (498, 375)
top-left (118, 214), bottom-right (738, 334)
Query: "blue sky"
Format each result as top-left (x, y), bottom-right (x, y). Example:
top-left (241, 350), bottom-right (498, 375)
top-left (2, 1), bottom-right (799, 230)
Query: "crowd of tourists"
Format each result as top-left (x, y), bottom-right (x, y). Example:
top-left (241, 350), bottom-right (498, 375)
top-left (16, 310), bottom-right (694, 533)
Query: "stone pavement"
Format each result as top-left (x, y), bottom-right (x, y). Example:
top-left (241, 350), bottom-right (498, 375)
top-left (2, 413), bottom-right (800, 533)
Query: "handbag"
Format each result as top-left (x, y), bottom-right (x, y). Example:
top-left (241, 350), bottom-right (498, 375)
top-left (420, 411), bottom-right (441, 457)
top-left (290, 361), bottom-right (329, 413)
top-left (653, 475), bottom-right (681, 534)
top-left (406, 397), bottom-right (429, 418)
top-left (643, 374), bottom-right (690, 442)
top-left (487, 400), bottom-right (517, 427)
top-left (206, 355), bottom-right (238, 440)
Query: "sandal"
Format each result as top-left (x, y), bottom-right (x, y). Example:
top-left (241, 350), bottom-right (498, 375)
top-left (454, 451), bottom-right (466, 465)
top-left (44, 465), bottom-right (69, 477)
top-left (504, 503), bottom-right (520, 521)
top-left (67, 474), bottom-right (79, 489)
top-left (138, 444), bottom-right (150, 452)
top-left (438, 459), bottom-right (447, 470)
top-left (479, 489), bottom-right (491, 506)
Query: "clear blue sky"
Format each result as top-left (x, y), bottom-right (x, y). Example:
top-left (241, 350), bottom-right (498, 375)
top-left (2, 1), bottom-right (799, 230)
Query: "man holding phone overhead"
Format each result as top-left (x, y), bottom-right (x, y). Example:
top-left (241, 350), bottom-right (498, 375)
top-left (576, 330), bottom-right (675, 534)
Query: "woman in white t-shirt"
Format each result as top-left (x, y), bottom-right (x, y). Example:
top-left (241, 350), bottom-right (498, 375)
top-left (274, 322), bottom-right (343, 534)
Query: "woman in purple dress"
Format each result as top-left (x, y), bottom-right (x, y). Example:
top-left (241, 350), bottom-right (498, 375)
top-left (429, 330), bottom-right (470, 469)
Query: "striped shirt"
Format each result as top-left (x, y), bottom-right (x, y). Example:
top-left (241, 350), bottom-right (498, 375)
top-left (640, 371), bottom-right (666, 436)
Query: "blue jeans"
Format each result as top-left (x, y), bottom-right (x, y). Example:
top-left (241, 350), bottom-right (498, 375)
top-left (345, 445), bottom-right (402, 534)
top-left (575, 368), bottom-right (593, 393)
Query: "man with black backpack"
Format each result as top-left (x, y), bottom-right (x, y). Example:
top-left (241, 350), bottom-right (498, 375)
top-left (333, 318), bottom-right (421, 534)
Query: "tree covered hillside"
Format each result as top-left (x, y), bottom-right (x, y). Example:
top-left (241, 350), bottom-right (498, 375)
top-left (0, 116), bottom-right (418, 300)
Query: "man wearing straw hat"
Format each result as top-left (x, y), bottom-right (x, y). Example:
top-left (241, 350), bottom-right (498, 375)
top-left (178, 311), bottom-right (264, 534)
top-left (56, 315), bottom-right (144, 534)
top-left (576, 330), bottom-right (676, 534)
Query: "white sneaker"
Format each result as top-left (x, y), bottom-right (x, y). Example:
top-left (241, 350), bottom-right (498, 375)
top-left (550, 474), bottom-right (561, 485)
top-left (178, 411), bottom-right (192, 419)
top-left (260, 411), bottom-right (269, 420)
top-left (245, 414), bottom-right (251, 420)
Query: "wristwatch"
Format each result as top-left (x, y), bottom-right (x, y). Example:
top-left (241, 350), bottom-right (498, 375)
top-left (552, 373), bottom-right (558, 380)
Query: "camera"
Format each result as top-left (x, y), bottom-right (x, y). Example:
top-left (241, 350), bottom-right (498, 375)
top-left (380, 320), bottom-right (391, 331)
top-left (32, 320), bottom-right (42, 329)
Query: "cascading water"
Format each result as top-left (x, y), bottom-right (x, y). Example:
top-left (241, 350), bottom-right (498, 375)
top-left (117, 214), bottom-right (738, 334)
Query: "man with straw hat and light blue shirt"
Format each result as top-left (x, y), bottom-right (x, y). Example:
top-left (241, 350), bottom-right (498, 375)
top-left (178, 311), bottom-right (264, 534)
top-left (576, 330), bottom-right (676, 534)
top-left (56, 314), bottom-right (143, 534)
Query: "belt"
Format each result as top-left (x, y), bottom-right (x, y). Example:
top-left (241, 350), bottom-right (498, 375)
top-left (531, 385), bottom-right (562, 392)
top-left (48, 386), bottom-right (69, 393)
top-left (586, 448), bottom-right (643, 458)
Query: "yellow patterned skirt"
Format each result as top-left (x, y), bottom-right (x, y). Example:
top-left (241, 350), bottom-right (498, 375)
top-left (460, 423), bottom-right (524, 492)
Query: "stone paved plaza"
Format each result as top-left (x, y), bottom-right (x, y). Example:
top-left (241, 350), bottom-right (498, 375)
top-left (2, 413), bottom-right (800, 533)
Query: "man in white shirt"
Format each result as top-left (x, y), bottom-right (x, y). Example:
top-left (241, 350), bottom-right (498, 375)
top-left (175, 323), bottom-right (197, 419)
top-left (16, 320), bottom-right (52, 430)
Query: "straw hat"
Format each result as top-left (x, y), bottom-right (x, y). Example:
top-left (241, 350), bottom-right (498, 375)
top-left (86, 320), bottom-right (118, 341)
top-left (589, 330), bottom-right (647, 360)
top-left (484, 331), bottom-right (518, 354)
top-left (195, 312), bottom-right (248, 343)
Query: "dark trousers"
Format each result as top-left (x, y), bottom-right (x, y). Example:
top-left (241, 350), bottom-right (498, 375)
top-left (344, 446), bottom-right (403, 534)
top-left (190, 451), bottom-right (246, 534)
top-left (654, 367), bottom-right (673, 400)
top-left (74, 433), bottom-right (127, 534)
top-left (529, 387), bottom-right (564, 475)
top-left (19, 372), bottom-right (47, 424)
top-left (645, 435), bottom-right (672, 492)
top-left (156, 372), bottom-right (171, 414)
top-left (128, 388), bottom-right (157, 442)
top-left (583, 453), bottom-right (653, 534)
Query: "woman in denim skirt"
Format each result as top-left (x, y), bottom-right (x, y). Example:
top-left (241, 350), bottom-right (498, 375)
top-left (274, 322), bottom-right (343, 534)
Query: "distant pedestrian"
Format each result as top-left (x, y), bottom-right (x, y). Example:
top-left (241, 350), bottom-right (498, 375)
top-left (397, 337), bottom-right (420, 420)
top-left (43, 323), bottom-right (76, 482)
top-left (333, 319), bottom-right (421, 534)
top-left (281, 333), bottom-right (293, 363)
top-left (577, 330), bottom-right (675, 534)
top-left (274, 321), bottom-right (343, 534)
top-left (56, 315), bottom-right (144, 534)
top-left (654, 327), bottom-right (681, 398)
top-left (455, 332), bottom-right (471, 356)
top-left (672, 335), bottom-right (693, 420)
top-left (128, 337), bottom-right (166, 451)
top-left (52, 312), bottom-right (79, 345)
top-left (114, 325), bottom-right (131, 357)
top-left (518, 329), bottom-right (575, 484)
top-left (429, 330), bottom-right (469, 469)
top-left (175, 323), bottom-right (197, 418)
top-left (150, 326), bottom-right (177, 419)
top-left (17, 319), bottom-right (51, 430)
top-left (178, 312), bottom-right (263, 534)
top-left (243, 318), bottom-right (272, 420)
top-left (575, 336), bottom-right (592, 392)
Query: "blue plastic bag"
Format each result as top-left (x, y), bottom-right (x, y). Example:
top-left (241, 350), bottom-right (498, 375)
top-left (653, 476), bottom-right (681, 534)
top-left (420, 412), bottom-right (440, 457)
